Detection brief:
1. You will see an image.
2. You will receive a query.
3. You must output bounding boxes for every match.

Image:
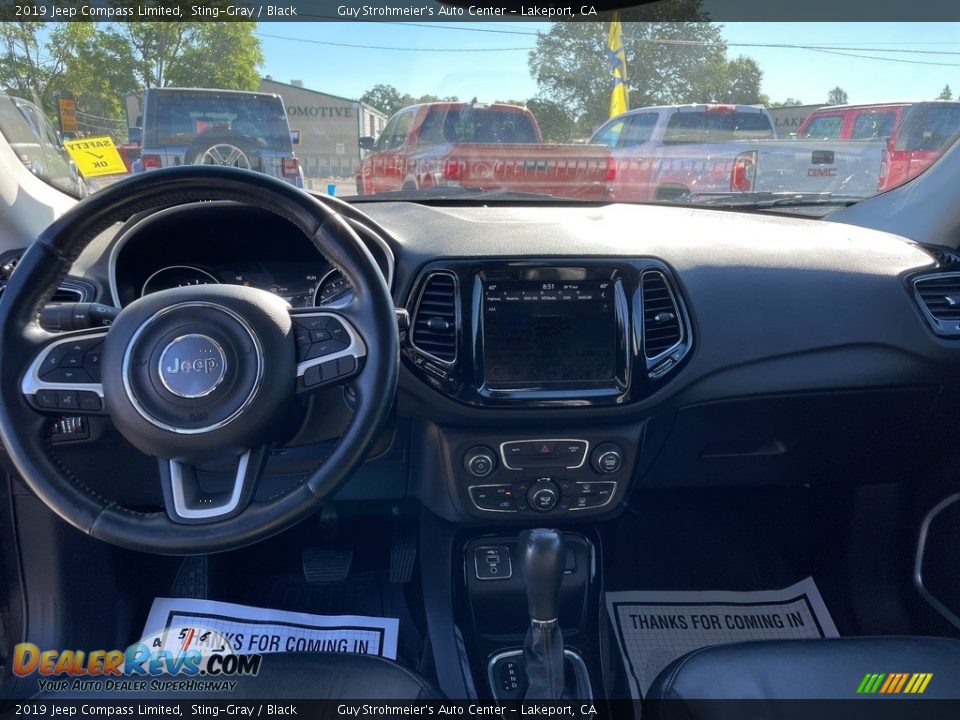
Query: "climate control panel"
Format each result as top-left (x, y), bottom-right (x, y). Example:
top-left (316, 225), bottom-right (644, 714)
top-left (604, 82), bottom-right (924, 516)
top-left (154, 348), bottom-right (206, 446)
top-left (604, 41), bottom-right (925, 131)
top-left (458, 436), bottom-right (630, 518)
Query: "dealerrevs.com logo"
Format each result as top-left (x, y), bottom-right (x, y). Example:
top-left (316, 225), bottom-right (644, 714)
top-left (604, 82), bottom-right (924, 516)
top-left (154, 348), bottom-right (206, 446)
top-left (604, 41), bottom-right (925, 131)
top-left (12, 626), bottom-right (261, 693)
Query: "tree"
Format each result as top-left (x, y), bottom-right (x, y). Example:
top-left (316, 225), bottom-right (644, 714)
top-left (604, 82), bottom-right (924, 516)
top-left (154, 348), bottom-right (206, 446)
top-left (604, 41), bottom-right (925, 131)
top-left (360, 84), bottom-right (407, 117)
top-left (360, 84), bottom-right (460, 118)
top-left (529, 2), bottom-right (736, 132)
top-left (99, 22), bottom-right (262, 90)
top-left (166, 23), bottom-right (263, 90)
top-left (827, 86), bottom-right (848, 105)
top-left (706, 56), bottom-right (766, 105)
top-left (0, 23), bottom-right (89, 113)
top-left (938, 84), bottom-right (953, 101)
top-left (769, 98), bottom-right (804, 108)
top-left (525, 97), bottom-right (576, 141)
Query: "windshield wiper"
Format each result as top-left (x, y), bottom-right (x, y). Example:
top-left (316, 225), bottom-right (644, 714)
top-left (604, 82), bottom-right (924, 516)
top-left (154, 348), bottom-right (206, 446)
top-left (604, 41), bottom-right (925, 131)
top-left (680, 191), bottom-right (863, 208)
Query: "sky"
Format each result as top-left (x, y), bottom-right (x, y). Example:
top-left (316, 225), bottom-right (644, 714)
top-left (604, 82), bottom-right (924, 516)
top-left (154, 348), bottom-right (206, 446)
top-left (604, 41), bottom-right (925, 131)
top-left (256, 21), bottom-right (960, 106)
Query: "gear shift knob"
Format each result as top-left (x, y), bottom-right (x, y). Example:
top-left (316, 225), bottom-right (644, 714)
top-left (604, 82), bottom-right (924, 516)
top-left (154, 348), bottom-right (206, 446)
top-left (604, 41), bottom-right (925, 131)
top-left (519, 528), bottom-right (566, 622)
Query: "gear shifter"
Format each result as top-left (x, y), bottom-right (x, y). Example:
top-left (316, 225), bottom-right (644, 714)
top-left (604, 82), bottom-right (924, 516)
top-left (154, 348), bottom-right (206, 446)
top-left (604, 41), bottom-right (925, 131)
top-left (519, 528), bottom-right (566, 700)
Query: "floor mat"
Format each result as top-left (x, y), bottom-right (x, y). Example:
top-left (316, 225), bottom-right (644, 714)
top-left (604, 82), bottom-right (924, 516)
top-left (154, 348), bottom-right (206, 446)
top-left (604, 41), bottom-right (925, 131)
top-left (250, 571), bottom-right (387, 617)
top-left (606, 577), bottom-right (838, 699)
top-left (141, 596), bottom-right (399, 659)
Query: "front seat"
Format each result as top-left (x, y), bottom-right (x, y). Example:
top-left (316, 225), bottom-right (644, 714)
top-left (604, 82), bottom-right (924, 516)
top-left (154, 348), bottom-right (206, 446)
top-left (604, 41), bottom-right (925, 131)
top-left (647, 637), bottom-right (960, 710)
top-left (32, 653), bottom-right (440, 699)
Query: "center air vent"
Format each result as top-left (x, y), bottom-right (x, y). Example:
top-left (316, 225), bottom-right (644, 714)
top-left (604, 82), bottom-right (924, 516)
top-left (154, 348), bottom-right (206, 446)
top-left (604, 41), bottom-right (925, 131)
top-left (914, 272), bottom-right (960, 336)
top-left (411, 271), bottom-right (459, 363)
top-left (641, 269), bottom-right (684, 359)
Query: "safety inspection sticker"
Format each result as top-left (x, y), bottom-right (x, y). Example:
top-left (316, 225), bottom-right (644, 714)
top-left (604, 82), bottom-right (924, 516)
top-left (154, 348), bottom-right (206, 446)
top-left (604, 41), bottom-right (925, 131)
top-left (63, 136), bottom-right (127, 177)
top-left (606, 577), bottom-right (838, 699)
top-left (141, 597), bottom-right (399, 659)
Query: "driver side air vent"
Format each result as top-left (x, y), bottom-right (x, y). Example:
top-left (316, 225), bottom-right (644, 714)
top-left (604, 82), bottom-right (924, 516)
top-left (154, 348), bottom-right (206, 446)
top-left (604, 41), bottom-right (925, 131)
top-left (914, 272), bottom-right (960, 336)
top-left (642, 269), bottom-right (684, 359)
top-left (411, 271), bottom-right (459, 363)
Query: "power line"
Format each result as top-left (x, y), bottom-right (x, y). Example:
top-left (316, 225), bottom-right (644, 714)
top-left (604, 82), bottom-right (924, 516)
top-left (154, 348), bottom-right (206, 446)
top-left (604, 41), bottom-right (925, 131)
top-left (254, 30), bottom-right (960, 67)
top-left (254, 31), bottom-right (530, 52)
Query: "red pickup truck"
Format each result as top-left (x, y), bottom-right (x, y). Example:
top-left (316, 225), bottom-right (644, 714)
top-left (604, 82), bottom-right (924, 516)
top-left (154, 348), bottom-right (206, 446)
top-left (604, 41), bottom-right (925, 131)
top-left (797, 101), bottom-right (960, 190)
top-left (355, 102), bottom-right (613, 200)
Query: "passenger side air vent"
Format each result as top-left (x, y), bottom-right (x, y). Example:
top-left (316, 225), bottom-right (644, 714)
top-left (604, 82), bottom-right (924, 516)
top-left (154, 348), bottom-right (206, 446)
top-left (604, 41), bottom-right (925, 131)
top-left (411, 271), bottom-right (459, 363)
top-left (641, 269), bottom-right (684, 359)
top-left (914, 272), bottom-right (960, 336)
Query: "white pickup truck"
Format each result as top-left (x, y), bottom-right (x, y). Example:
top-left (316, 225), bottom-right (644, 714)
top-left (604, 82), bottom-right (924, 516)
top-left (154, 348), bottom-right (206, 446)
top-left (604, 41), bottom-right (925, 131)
top-left (591, 104), bottom-right (884, 202)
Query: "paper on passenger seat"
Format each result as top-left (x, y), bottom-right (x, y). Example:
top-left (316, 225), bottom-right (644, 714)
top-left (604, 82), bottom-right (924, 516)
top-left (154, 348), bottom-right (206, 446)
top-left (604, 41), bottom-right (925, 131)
top-left (141, 597), bottom-right (399, 659)
top-left (606, 577), bottom-right (838, 699)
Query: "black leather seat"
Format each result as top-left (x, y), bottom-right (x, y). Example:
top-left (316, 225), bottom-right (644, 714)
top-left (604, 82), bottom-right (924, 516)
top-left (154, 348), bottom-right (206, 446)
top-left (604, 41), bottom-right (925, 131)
top-left (32, 653), bottom-right (440, 699)
top-left (648, 636), bottom-right (960, 703)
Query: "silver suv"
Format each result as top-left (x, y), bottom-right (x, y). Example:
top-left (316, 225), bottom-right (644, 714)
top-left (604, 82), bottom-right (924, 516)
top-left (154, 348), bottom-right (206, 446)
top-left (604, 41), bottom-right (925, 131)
top-left (137, 87), bottom-right (303, 187)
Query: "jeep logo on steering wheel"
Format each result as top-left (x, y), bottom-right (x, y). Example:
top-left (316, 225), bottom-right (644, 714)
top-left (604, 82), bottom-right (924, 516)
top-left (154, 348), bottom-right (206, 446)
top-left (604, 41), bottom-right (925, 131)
top-left (158, 334), bottom-right (227, 399)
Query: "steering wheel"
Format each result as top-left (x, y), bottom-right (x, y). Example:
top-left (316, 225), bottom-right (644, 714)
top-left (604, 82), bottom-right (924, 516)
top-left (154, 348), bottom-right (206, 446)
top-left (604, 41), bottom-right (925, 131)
top-left (0, 166), bottom-right (398, 554)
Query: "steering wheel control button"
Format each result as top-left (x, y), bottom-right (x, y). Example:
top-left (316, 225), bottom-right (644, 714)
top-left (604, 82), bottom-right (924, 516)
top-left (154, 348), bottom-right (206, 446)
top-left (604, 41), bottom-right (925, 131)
top-left (34, 389), bottom-right (58, 409)
top-left (465, 446), bottom-right (496, 477)
top-left (45, 368), bottom-right (93, 383)
top-left (527, 479), bottom-right (560, 512)
top-left (158, 334), bottom-right (227, 399)
top-left (56, 390), bottom-right (79, 411)
top-left (294, 316), bottom-right (353, 363)
top-left (469, 485), bottom-right (516, 512)
top-left (77, 391), bottom-right (102, 411)
top-left (591, 442), bottom-right (624, 474)
top-left (38, 338), bottom-right (102, 379)
top-left (474, 545), bottom-right (512, 580)
top-left (60, 352), bottom-right (84, 369)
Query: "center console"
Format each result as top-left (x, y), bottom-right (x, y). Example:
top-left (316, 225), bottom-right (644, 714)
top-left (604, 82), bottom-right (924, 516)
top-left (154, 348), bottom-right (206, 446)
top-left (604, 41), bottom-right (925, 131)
top-left (460, 435), bottom-right (631, 518)
top-left (404, 260), bottom-right (688, 522)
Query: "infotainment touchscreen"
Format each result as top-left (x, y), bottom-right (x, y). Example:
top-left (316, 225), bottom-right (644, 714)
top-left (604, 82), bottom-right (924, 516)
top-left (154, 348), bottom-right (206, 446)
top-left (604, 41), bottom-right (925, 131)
top-left (483, 280), bottom-right (617, 384)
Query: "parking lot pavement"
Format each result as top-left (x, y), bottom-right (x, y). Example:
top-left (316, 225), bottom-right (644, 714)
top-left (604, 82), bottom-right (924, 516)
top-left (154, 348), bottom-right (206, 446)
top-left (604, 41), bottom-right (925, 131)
top-left (305, 177), bottom-right (357, 198)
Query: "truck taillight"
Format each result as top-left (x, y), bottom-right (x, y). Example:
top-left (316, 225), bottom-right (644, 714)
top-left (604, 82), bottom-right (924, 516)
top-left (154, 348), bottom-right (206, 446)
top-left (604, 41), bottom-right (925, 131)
top-left (282, 157), bottom-right (300, 178)
top-left (442, 159), bottom-right (464, 181)
top-left (605, 156), bottom-right (617, 183)
top-left (731, 151), bottom-right (756, 192)
top-left (141, 154), bottom-right (161, 170)
top-left (706, 104), bottom-right (736, 114)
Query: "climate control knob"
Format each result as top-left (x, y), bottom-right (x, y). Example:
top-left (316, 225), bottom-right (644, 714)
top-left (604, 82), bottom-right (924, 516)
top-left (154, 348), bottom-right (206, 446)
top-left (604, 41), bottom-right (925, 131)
top-left (464, 446), bottom-right (496, 477)
top-left (527, 479), bottom-right (560, 512)
top-left (591, 443), bottom-right (623, 474)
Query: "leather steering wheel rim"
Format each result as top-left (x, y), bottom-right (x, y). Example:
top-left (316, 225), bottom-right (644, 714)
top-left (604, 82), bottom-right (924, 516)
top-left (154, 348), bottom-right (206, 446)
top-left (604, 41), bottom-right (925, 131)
top-left (0, 166), bottom-right (398, 554)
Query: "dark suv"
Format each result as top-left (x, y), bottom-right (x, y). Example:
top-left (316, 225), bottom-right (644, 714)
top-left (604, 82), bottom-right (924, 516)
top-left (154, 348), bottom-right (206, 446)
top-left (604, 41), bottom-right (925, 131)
top-left (137, 87), bottom-right (303, 187)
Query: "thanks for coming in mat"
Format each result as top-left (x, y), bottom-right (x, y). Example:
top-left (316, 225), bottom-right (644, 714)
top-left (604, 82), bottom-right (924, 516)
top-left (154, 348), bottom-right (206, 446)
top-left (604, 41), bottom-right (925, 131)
top-left (141, 597), bottom-right (399, 660)
top-left (606, 577), bottom-right (838, 699)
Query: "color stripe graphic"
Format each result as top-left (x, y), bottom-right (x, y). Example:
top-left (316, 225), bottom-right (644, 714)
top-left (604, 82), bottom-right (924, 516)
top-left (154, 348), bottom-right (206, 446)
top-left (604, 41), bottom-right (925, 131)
top-left (857, 672), bottom-right (933, 694)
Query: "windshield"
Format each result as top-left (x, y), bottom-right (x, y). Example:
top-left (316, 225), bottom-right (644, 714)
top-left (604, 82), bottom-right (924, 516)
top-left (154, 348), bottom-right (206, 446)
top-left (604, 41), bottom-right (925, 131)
top-left (2, 16), bottom-right (957, 208)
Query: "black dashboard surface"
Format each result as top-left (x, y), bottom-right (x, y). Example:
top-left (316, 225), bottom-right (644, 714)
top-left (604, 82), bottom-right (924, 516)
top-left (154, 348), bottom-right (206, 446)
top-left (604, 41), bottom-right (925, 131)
top-left (41, 198), bottom-right (960, 504)
top-left (71, 199), bottom-right (947, 421)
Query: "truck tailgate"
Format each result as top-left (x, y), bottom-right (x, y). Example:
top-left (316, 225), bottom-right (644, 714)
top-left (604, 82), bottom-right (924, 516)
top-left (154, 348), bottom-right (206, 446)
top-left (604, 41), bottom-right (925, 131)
top-left (753, 140), bottom-right (884, 196)
top-left (444, 143), bottom-right (613, 200)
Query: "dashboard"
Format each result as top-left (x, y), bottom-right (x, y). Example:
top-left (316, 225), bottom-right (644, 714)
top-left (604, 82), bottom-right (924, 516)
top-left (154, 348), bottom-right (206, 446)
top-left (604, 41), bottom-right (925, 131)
top-left (43, 197), bottom-right (960, 523)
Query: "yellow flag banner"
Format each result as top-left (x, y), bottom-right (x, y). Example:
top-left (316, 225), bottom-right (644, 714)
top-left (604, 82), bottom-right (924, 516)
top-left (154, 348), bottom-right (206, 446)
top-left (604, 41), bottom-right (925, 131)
top-left (607, 13), bottom-right (629, 118)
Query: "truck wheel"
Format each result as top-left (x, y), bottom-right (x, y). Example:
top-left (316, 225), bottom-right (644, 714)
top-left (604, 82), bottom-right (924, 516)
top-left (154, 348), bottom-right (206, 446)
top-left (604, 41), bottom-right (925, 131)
top-left (187, 132), bottom-right (257, 170)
